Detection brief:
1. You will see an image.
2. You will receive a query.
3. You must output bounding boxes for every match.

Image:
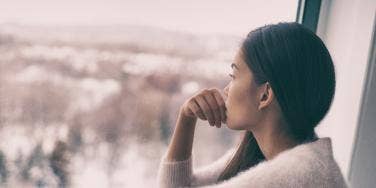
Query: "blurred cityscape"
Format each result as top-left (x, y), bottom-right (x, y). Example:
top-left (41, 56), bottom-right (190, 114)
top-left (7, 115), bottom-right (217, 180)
top-left (0, 23), bottom-right (242, 187)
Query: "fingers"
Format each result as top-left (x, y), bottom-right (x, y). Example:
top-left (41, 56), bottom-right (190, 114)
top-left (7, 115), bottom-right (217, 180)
top-left (182, 88), bottom-right (227, 128)
top-left (210, 89), bottom-right (227, 124)
top-left (192, 88), bottom-right (226, 128)
top-left (187, 99), bottom-right (207, 120)
top-left (203, 93), bottom-right (221, 128)
top-left (195, 95), bottom-right (216, 127)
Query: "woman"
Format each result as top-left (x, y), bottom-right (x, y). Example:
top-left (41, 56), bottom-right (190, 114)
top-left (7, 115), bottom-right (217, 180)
top-left (157, 22), bottom-right (349, 188)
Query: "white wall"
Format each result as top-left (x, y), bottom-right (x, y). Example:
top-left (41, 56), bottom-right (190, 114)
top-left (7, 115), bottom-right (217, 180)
top-left (315, 0), bottom-right (376, 177)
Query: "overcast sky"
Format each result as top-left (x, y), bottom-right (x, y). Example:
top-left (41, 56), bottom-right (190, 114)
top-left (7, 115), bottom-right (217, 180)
top-left (0, 0), bottom-right (298, 36)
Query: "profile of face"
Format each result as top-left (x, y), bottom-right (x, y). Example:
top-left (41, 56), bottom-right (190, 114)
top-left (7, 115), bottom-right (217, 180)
top-left (223, 49), bottom-right (275, 131)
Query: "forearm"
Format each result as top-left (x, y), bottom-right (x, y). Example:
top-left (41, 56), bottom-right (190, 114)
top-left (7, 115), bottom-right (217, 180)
top-left (158, 88), bottom-right (227, 187)
top-left (158, 111), bottom-right (234, 187)
top-left (166, 108), bottom-right (197, 162)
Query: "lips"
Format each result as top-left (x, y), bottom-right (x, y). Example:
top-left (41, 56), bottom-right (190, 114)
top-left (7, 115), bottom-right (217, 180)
top-left (224, 103), bottom-right (228, 123)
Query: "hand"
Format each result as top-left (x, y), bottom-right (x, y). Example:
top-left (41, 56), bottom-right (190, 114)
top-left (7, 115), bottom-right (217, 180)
top-left (181, 88), bottom-right (227, 128)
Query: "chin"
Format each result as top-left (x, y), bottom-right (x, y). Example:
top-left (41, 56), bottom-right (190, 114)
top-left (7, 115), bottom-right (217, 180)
top-left (225, 121), bottom-right (244, 130)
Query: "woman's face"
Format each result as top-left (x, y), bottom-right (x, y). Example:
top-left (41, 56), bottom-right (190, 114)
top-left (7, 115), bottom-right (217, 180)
top-left (223, 49), bottom-right (263, 130)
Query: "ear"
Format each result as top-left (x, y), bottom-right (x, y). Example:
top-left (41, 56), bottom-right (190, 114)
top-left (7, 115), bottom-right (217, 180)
top-left (258, 82), bottom-right (274, 110)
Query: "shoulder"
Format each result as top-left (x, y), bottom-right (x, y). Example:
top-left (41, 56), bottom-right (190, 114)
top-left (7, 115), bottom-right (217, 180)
top-left (219, 137), bottom-right (347, 187)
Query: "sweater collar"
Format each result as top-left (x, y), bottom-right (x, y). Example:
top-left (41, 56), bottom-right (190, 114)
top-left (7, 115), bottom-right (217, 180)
top-left (270, 137), bottom-right (334, 161)
top-left (291, 137), bottom-right (333, 156)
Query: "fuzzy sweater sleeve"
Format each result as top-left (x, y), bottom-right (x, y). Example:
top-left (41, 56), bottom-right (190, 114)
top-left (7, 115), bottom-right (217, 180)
top-left (157, 148), bottom-right (236, 188)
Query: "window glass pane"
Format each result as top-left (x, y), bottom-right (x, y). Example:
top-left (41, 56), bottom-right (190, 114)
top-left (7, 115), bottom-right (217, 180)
top-left (0, 1), bottom-right (298, 187)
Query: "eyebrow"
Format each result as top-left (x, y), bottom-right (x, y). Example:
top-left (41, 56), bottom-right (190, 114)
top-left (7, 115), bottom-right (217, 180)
top-left (231, 63), bottom-right (239, 70)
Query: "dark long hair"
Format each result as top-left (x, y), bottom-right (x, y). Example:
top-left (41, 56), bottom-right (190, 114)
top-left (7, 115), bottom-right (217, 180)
top-left (217, 22), bottom-right (335, 182)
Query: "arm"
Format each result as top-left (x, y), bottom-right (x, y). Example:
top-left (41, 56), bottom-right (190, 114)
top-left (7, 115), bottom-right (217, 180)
top-left (157, 88), bottom-right (228, 187)
top-left (191, 148), bottom-right (236, 186)
top-left (165, 108), bottom-right (197, 162)
top-left (157, 143), bottom-right (235, 188)
top-left (156, 108), bottom-right (197, 187)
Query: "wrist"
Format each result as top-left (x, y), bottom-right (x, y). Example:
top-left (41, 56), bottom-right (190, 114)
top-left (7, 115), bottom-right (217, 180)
top-left (178, 108), bottom-right (197, 123)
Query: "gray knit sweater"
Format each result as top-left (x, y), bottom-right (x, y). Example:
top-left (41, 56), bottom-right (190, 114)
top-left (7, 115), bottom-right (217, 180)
top-left (157, 137), bottom-right (350, 188)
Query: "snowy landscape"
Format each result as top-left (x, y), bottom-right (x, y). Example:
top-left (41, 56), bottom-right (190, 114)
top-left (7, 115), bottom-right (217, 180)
top-left (0, 23), bottom-right (243, 187)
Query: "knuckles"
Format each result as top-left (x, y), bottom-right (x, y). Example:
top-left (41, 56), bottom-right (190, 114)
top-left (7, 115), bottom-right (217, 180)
top-left (189, 87), bottom-right (225, 113)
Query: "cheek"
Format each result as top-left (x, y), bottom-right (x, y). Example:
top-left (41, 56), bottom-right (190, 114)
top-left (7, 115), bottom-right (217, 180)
top-left (225, 83), bottom-right (258, 130)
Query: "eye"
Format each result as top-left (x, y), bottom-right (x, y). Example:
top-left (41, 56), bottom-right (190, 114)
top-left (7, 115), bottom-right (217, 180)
top-left (228, 73), bottom-right (235, 79)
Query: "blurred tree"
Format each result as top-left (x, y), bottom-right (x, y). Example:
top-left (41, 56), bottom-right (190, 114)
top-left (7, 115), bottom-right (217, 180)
top-left (0, 150), bottom-right (8, 184)
top-left (49, 141), bottom-right (70, 188)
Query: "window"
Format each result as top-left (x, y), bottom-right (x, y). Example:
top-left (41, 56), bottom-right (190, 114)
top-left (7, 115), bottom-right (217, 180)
top-left (0, 0), bottom-right (298, 187)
